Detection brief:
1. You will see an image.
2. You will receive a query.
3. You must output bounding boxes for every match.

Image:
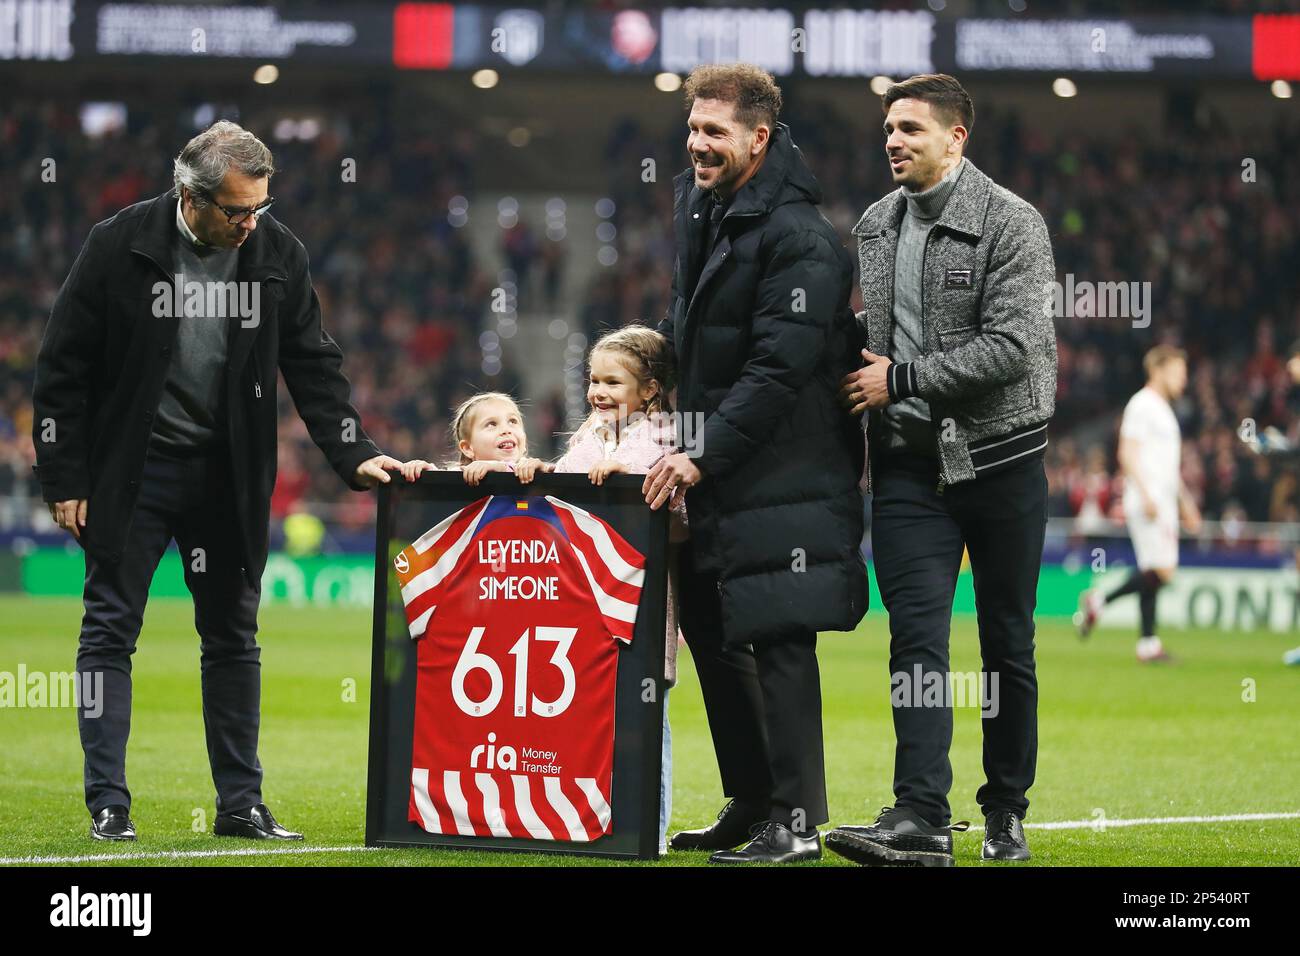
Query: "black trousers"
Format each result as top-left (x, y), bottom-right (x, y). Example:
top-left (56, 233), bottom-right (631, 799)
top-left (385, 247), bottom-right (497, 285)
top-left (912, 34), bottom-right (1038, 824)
top-left (871, 451), bottom-right (1046, 826)
top-left (677, 544), bottom-right (828, 833)
top-left (76, 448), bottom-right (264, 816)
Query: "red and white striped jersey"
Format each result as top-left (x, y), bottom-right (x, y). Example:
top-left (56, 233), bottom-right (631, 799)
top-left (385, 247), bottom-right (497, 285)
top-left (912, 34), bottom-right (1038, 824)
top-left (393, 495), bottom-right (645, 842)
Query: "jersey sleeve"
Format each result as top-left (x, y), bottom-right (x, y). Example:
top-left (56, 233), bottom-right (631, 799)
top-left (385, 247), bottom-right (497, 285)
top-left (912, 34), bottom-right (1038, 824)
top-left (1119, 393), bottom-right (1148, 442)
top-left (393, 496), bottom-right (492, 640)
top-left (545, 496), bottom-right (646, 644)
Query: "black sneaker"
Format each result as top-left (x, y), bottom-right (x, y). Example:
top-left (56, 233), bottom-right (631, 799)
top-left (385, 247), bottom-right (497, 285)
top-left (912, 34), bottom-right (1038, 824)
top-left (826, 806), bottom-right (968, 867)
top-left (982, 809), bottom-right (1030, 861)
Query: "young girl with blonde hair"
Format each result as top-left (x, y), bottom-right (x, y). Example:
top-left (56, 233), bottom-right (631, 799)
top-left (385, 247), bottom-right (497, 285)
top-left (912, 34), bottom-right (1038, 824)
top-left (399, 391), bottom-right (547, 485)
top-left (549, 325), bottom-right (686, 855)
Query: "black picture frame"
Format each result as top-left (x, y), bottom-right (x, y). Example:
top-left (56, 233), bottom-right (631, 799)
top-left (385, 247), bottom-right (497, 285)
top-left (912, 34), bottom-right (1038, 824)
top-left (365, 471), bottom-right (668, 860)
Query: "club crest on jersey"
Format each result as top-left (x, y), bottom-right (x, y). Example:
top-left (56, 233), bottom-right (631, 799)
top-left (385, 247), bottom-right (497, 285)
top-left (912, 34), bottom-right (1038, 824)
top-left (470, 732), bottom-right (517, 771)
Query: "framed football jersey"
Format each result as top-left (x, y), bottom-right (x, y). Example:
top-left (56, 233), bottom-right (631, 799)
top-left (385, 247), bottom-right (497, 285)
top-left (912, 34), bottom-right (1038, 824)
top-left (365, 472), bottom-right (668, 860)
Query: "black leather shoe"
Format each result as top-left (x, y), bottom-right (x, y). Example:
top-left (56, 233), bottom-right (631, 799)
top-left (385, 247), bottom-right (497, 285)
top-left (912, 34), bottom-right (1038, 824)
top-left (826, 806), bottom-right (968, 867)
top-left (669, 798), bottom-right (767, 851)
top-left (982, 809), bottom-right (1030, 861)
top-left (90, 805), bottom-right (136, 842)
top-left (708, 822), bottom-right (821, 864)
top-left (214, 803), bottom-right (303, 840)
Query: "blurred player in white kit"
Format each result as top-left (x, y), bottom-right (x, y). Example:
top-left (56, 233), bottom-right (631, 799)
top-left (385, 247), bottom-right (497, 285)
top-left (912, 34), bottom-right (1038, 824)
top-left (1075, 346), bottom-right (1201, 662)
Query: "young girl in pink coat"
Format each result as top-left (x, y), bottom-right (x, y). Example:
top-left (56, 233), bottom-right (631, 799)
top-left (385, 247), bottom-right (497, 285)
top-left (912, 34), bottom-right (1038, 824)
top-left (545, 325), bottom-right (686, 854)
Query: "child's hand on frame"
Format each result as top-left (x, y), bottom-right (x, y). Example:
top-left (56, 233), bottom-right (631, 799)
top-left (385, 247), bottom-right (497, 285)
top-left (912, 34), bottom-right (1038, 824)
top-left (514, 458), bottom-right (552, 483)
top-left (589, 460), bottom-right (629, 486)
top-left (463, 460), bottom-right (506, 486)
top-left (398, 459), bottom-right (436, 482)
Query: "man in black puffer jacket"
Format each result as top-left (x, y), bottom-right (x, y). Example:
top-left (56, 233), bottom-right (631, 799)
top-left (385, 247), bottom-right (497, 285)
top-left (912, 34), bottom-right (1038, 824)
top-left (644, 64), bottom-right (868, 864)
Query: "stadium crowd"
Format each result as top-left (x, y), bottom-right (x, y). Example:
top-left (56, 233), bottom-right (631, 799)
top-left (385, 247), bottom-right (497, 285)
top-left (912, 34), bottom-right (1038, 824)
top-left (2, 96), bottom-right (1298, 546)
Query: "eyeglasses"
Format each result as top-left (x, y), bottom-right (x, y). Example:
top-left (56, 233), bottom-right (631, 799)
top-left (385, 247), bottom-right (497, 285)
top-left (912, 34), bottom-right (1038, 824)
top-left (200, 192), bottom-right (275, 225)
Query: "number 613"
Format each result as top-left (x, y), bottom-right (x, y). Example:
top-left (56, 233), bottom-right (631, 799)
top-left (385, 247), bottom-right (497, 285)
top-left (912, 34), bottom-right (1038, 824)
top-left (451, 626), bottom-right (577, 718)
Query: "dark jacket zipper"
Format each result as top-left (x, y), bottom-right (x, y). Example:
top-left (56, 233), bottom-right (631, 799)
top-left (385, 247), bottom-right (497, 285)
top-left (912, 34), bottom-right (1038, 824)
top-left (253, 275), bottom-right (286, 398)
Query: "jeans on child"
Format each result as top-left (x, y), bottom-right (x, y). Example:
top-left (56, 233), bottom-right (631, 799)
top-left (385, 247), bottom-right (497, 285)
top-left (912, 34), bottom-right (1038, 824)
top-left (659, 687), bottom-right (672, 855)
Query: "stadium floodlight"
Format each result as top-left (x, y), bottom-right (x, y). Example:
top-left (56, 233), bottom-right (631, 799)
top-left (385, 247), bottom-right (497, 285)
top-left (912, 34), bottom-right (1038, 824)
top-left (654, 73), bottom-right (682, 93)
top-left (253, 64), bottom-right (279, 85)
top-left (870, 75), bottom-right (893, 96)
top-left (79, 103), bottom-right (127, 138)
top-left (1271, 80), bottom-right (1293, 99)
top-left (472, 69), bottom-right (499, 89)
top-left (1052, 77), bottom-right (1078, 98)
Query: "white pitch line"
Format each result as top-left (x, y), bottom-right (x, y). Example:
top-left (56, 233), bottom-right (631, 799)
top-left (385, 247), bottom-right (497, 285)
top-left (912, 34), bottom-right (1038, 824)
top-left (0, 845), bottom-right (391, 866)
top-left (1018, 811), bottom-right (1300, 832)
top-left (831, 811), bottom-right (1300, 834)
top-left (4, 811), bottom-right (1298, 865)
top-left (836, 811), bottom-right (1300, 833)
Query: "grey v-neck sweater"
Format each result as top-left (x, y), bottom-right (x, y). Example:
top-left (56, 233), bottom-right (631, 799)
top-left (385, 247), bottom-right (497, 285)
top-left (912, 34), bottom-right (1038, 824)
top-left (150, 204), bottom-right (237, 455)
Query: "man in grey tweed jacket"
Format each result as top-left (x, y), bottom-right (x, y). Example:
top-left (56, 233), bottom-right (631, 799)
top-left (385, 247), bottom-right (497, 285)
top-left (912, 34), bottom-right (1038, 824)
top-left (829, 74), bottom-right (1058, 867)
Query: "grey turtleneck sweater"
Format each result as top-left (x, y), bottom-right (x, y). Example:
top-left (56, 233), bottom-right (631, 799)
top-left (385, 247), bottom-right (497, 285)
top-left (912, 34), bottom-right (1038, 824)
top-left (882, 157), bottom-right (966, 457)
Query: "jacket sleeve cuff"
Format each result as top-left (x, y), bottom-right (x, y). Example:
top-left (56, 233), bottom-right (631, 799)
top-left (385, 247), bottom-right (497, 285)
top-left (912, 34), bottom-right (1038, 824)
top-left (34, 463), bottom-right (89, 504)
top-left (337, 440), bottom-right (384, 490)
top-left (886, 361), bottom-right (919, 403)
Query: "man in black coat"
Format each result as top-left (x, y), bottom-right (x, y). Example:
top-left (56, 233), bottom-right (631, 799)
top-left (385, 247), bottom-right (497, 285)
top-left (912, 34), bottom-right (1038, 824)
top-left (644, 64), bottom-right (868, 864)
top-left (32, 121), bottom-right (402, 842)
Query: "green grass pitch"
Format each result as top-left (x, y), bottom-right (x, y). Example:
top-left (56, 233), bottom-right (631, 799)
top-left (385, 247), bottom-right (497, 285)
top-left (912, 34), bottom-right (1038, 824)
top-left (1, 595), bottom-right (1296, 866)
